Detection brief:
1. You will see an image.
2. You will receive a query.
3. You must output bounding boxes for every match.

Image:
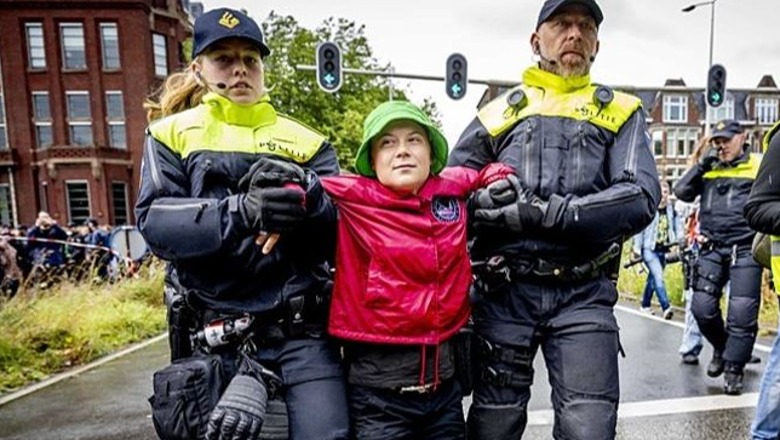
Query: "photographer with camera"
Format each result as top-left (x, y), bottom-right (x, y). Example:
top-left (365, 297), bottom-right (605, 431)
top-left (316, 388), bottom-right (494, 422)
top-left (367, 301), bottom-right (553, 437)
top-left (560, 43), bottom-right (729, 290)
top-left (631, 180), bottom-right (680, 319)
top-left (674, 119), bottom-right (763, 395)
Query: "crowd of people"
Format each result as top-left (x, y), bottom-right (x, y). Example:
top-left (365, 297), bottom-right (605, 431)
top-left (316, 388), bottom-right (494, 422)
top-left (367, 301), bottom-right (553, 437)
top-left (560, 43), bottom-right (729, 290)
top-left (137, 1), bottom-right (780, 440)
top-left (0, 210), bottom-right (121, 296)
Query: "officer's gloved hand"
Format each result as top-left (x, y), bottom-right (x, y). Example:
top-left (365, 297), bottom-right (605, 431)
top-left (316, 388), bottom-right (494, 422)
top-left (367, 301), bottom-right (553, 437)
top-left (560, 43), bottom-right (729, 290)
top-left (205, 374), bottom-right (268, 440)
top-left (474, 175), bottom-right (565, 233)
top-left (238, 157), bottom-right (306, 191)
top-left (241, 186), bottom-right (306, 233)
top-left (470, 176), bottom-right (519, 211)
top-left (698, 146), bottom-right (721, 171)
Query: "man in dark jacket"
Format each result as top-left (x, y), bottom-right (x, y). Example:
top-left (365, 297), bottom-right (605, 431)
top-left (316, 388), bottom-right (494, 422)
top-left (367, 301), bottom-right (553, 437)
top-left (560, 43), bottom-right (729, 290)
top-left (447, 1), bottom-right (660, 438)
top-left (674, 119), bottom-right (763, 395)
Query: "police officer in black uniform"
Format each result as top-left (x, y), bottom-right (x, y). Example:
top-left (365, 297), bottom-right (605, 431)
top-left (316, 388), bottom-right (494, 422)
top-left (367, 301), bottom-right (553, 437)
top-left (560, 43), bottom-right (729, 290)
top-left (136, 8), bottom-right (348, 439)
top-left (674, 119), bottom-right (763, 395)
top-left (447, 0), bottom-right (660, 438)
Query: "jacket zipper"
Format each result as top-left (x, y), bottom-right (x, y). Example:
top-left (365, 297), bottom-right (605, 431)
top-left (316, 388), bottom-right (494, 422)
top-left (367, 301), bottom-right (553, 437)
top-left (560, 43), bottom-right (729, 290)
top-left (576, 124), bottom-right (584, 191)
top-left (623, 117), bottom-right (640, 181)
top-left (524, 121), bottom-right (534, 186)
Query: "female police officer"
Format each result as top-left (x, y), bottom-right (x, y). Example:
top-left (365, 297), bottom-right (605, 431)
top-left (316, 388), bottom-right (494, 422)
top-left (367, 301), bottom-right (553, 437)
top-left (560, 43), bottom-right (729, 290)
top-left (136, 8), bottom-right (349, 440)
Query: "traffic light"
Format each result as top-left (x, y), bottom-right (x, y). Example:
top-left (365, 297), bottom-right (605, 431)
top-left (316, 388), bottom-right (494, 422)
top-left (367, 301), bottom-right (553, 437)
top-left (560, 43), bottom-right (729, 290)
top-left (445, 53), bottom-right (467, 100)
top-left (316, 42), bottom-right (342, 93)
top-left (706, 64), bottom-right (727, 108)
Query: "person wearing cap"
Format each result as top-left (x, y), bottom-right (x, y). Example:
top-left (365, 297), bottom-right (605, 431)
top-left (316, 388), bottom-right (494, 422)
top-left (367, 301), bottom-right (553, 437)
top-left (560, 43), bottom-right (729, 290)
top-left (447, 0), bottom-right (660, 438)
top-left (674, 118), bottom-right (763, 396)
top-left (319, 100), bottom-right (511, 439)
top-left (135, 7), bottom-right (349, 440)
top-left (745, 121), bottom-right (780, 439)
top-left (27, 211), bottom-right (68, 270)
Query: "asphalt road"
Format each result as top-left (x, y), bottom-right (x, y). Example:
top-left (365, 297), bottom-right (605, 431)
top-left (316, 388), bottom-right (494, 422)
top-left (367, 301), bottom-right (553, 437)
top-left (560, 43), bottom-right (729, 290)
top-left (0, 304), bottom-right (774, 440)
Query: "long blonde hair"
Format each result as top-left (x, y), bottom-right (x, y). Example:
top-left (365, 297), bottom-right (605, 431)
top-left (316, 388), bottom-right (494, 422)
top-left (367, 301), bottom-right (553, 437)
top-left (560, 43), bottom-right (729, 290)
top-left (144, 68), bottom-right (207, 123)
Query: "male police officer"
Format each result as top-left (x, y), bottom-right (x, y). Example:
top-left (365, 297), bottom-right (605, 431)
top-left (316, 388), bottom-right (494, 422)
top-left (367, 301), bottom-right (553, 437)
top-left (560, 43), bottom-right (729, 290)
top-left (448, 0), bottom-right (660, 438)
top-left (675, 119), bottom-right (763, 395)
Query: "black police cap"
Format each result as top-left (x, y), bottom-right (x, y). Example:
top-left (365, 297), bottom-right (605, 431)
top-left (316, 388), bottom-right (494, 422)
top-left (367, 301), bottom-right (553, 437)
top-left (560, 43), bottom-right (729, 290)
top-left (537, 0), bottom-right (604, 29)
top-left (192, 8), bottom-right (271, 59)
top-left (710, 119), bottom-right (744, 140)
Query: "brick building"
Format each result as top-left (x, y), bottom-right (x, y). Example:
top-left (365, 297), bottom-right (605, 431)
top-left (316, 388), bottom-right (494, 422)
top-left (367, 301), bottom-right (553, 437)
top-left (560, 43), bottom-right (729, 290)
top-left (0, 0), bottom-right (191, 227)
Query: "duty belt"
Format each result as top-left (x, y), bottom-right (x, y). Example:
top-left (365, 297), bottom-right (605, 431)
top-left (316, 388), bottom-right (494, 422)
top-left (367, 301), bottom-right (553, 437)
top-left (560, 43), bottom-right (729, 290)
top-left (474, 242), bottom-right (621, 283)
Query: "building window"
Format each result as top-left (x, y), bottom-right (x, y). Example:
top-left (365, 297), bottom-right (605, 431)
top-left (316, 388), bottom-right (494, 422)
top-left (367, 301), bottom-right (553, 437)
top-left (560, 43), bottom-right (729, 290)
top-left (663, 95), bottom-right (688, 123)
top-left (60, 23), bottom-right (86, 70)
top-left (25, 23), bottom-right (46, 69)
top-left (66, 91), bottom-right (92, 146)
top-left (111, 181), bottom-right (128, 225)
top-left (105, 91), bottom-right (126, 149)
top-left (66, 181), bottom-right (90, 224)
top-left (0, 93), bottom-right (6, 150)
top-left (708, 97), bottom-right (735, 123)
top-left (0, 184), bottom-right (13, 226)
top-left (100, 23), bottom-right (121, 70)
top-left (756, 98), bottom-right (779, 125)
top-left (651, 130), bottom-right (663, 157)
top-left (152, 33), bottom-right (168, 76)
top-left (32, 92), bottom-right (53, 148)
top-left (666, 127), bottom-right (699, 159)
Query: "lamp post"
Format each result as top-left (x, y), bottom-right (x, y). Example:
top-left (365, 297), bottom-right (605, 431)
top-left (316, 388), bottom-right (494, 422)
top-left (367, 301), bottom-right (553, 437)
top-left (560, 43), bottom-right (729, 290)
top-left (683, 0), bottom-right (718, 136)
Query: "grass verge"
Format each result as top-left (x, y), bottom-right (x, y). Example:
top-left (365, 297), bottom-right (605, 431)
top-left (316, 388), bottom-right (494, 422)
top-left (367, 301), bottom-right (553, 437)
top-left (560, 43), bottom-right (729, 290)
top-left (0, 261), bottom-right (166, 393)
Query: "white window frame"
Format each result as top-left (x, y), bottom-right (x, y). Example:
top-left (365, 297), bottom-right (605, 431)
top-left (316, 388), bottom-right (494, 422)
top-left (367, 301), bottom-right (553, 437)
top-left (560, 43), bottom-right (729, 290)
top-left (708, 97), bottom-right (735, 122)
top-left (25, 22), bottom-right (46, 69)
top-left (152, 33), bottom-right (168, 77)
top-left (65, 180), bottom-right (91, 224)
top-left (663, 95), bottom-right (688, 123)
top-left (66, 91), bottom-right (92, 146)
top-left (756, 98), bottom-right (779, 125)
top-left (32, 91), bottom-right (53, 149)
top-left (60, 22), bottom-right (86, 70)
top-left (99, 23), bottom-right (121, 70)
top-left (111, 181), bottom-right (129, 225)
top-left (105, 91), bottom-right (126, 149)
top-left (666, 127), bottom-right (699, 159)
top-left (0, 93), bottom-right (6, 150)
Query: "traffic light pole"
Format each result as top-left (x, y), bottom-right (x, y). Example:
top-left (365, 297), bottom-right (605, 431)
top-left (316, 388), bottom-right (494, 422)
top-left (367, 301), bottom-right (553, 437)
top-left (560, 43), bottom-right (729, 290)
top-left (296, 65), bottom-right (519, 88)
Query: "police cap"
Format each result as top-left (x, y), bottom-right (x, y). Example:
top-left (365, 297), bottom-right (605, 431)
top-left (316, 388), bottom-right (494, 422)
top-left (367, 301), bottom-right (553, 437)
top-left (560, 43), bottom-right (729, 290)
top-left (536, 0), bottom-right (603, 29)
top-left (710, 119), bottom-right (744, 140)
top-left (192, 8), bottom-right (271, 59)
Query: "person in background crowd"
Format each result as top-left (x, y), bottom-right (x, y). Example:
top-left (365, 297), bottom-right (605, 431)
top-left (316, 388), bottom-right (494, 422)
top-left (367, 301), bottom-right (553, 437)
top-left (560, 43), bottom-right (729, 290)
top-left (446, 0), bottom-right (661, 438)
top-left (674, 119), bottom-right (763, 395)
top-left (27, 211), bottom-right (68, 271)
top-left (135, 7), bottom-right (348, 439)
top-left (632, 180), bottom-right (679, 319)
top-left (743, 120), bottom-right (780, 439)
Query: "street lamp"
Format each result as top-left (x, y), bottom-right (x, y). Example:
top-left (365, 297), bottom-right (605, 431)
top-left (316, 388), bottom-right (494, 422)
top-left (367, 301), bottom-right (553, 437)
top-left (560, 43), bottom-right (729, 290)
top-left (682, 0), bottom-right (718, 136)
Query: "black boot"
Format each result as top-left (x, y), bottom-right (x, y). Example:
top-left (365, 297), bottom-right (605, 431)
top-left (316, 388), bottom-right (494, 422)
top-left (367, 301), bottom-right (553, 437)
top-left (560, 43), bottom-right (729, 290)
top-left (724, 364), bottom-right (744, 396)
top-left (707, 350), bottom-right (724, 378)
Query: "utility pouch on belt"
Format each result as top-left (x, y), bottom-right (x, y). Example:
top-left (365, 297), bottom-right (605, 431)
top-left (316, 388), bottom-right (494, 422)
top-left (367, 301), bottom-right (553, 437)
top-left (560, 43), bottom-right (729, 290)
top-left (149, 354), bottom-right (226, 440)
top-left (452, 324), bottom-right (477, 396)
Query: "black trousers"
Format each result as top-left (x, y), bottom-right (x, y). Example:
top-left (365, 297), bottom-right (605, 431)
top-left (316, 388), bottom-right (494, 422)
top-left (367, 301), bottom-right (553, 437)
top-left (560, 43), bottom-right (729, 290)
top-left (348, 379), bottom-right (465, 440)
top-left (692, 243), bottom-right (762, 369)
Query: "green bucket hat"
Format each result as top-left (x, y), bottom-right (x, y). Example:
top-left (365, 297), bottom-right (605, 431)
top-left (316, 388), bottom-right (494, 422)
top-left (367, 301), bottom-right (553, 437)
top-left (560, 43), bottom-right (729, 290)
top-left (354, 101), bottom-right (449, 177)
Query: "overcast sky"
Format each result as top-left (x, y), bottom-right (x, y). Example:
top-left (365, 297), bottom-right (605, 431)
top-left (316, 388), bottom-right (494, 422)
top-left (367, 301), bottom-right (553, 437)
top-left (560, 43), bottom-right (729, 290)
top-left (200, 0), bottom-right (780, 143)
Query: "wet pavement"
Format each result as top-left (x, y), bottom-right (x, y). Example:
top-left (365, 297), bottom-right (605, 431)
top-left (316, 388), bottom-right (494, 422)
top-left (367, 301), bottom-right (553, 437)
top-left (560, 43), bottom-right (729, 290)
top-left (0, 304), bottom-right (774, 439)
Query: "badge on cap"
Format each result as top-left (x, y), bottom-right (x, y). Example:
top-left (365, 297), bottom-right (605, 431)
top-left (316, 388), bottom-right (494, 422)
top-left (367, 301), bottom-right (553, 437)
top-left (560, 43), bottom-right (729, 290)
top-left (716, 122), bottom-right (725, 130)
top-left (219, 11), bottom-right (240, 29)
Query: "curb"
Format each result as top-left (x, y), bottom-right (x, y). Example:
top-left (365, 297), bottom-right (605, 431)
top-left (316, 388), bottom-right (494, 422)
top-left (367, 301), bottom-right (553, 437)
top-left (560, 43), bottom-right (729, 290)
top-left (0, 333), bottom-right (167, 407)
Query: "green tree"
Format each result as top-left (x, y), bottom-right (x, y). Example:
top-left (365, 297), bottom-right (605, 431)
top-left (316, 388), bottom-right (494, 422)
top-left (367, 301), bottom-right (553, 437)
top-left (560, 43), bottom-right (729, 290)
top-left (261, 13), bottom-right (441, 172)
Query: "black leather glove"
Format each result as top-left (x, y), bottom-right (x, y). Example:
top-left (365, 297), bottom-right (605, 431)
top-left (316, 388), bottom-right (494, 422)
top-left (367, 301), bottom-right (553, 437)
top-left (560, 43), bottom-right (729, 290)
top-left (473, 175), bottom-right (565, 232)
top-left (238, 156), bottom-right (306, 191)
top-left (470, 176), bottom-right (519, 210)
top-left (698, 146), bottom-right (721, 171)
top-left (242, 186), bottom-right (306, 233)
top-left (205, 374), bottom-right (268, 440)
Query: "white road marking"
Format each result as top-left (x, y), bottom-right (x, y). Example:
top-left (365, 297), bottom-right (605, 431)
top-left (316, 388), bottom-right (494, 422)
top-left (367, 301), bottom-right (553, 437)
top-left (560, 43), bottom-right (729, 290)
top-left (614, 304), bottom-right (773, 353)
top-left (527, 392), bottom-right (758, 426)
